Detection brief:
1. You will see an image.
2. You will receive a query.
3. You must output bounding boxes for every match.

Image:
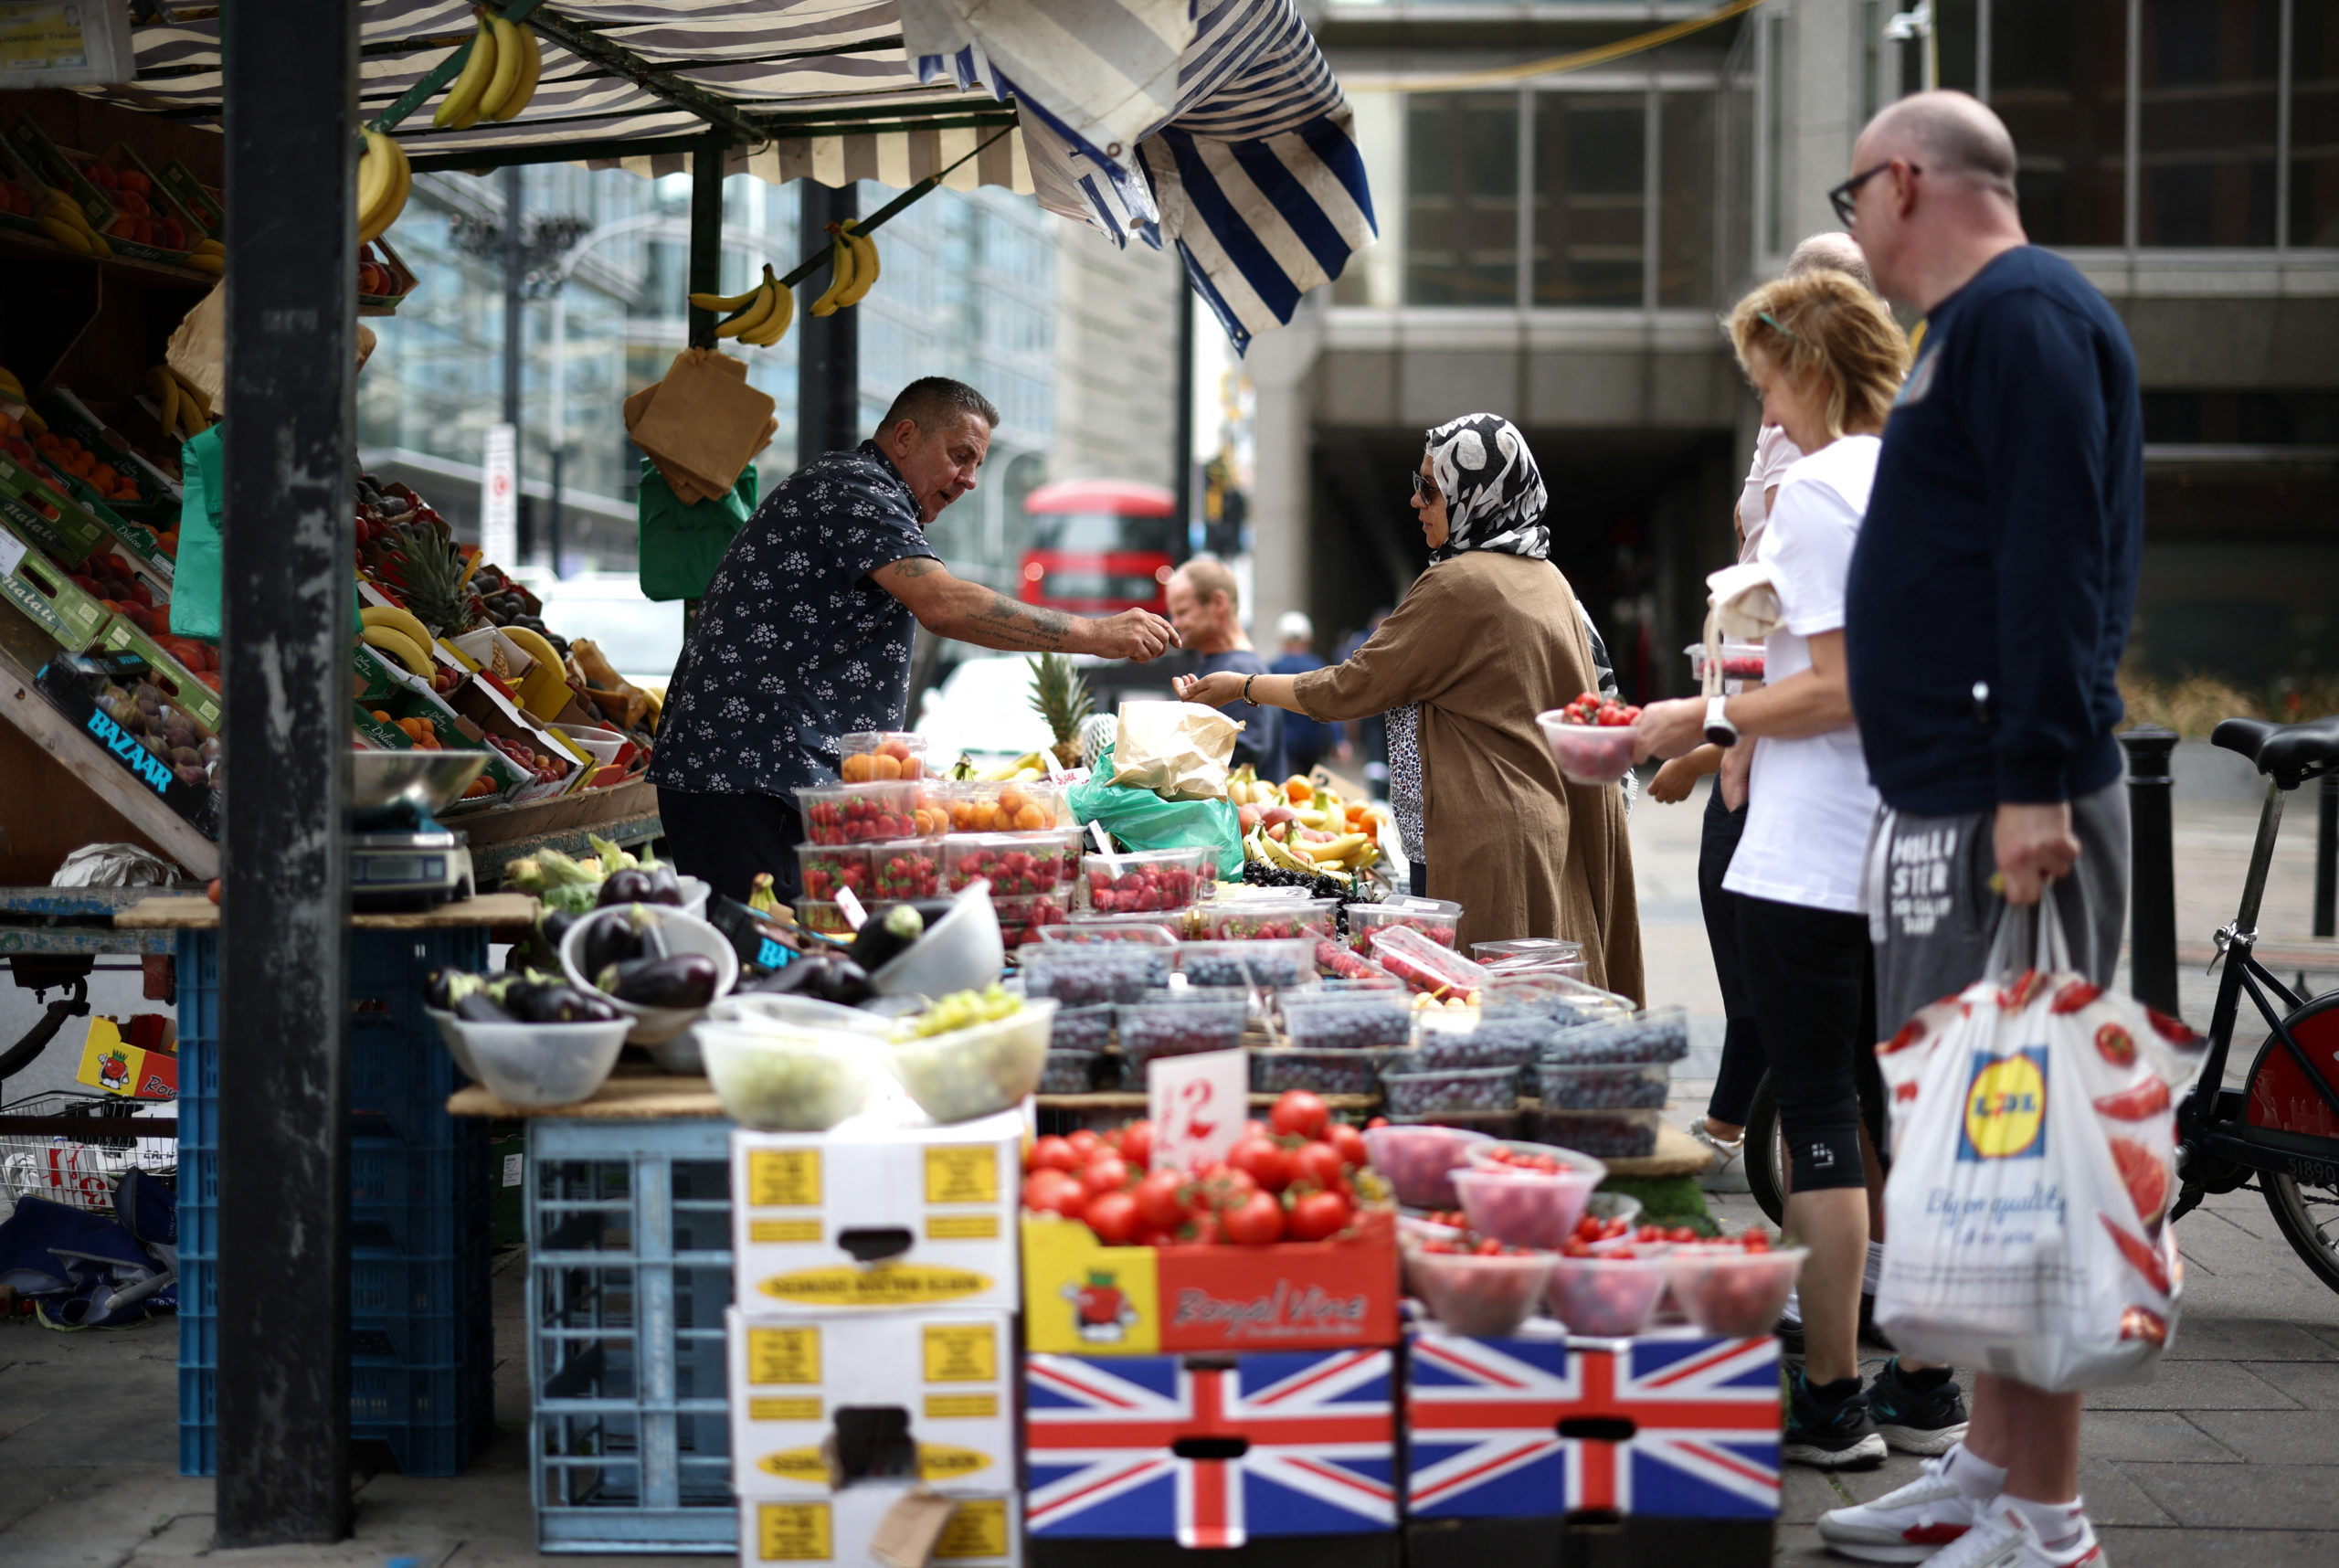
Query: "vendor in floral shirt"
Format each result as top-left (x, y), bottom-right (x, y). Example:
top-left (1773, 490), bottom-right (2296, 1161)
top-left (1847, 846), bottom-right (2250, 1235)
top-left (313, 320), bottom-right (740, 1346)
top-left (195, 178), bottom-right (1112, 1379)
top-left (651, 377), bottom-right (1178, 903)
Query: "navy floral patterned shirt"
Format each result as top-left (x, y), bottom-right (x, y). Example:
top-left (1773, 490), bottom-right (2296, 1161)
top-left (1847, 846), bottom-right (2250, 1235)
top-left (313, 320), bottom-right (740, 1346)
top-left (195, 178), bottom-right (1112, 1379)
top-left (647, 441), bottom-right (938, 799)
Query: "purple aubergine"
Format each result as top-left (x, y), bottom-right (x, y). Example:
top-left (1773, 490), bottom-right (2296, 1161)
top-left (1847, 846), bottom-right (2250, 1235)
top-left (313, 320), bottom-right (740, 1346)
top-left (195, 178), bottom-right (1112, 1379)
top-left (597, 953), bottom-right (719, 1010)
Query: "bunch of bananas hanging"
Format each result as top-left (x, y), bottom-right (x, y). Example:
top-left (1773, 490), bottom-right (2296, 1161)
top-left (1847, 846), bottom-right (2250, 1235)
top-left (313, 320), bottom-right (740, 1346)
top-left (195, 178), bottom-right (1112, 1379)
top-left (359, 604), bottom-right (439, 679)
top-left (693, 264), bottom-right (794, 347)
top-left (0, 366), bottom-right (45, 432)
top-left (33, 189), bottom-right (112, 260)
top-left (432, 7), bottom-right (544, 131)
top-left (143, 365), bottom-right (215, 441)
top-left (356, 129), bottom-right (411, 244)
top-left (810, 220), bottom-right (880, 317)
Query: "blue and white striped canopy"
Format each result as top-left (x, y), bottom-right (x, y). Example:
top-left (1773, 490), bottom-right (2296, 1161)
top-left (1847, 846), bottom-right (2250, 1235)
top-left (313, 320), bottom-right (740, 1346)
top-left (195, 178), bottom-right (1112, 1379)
top-left (83, 0), bottom-right (1373, 349)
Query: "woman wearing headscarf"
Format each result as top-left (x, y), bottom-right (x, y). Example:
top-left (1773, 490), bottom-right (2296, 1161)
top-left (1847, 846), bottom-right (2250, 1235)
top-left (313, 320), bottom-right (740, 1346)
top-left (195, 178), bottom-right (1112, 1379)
top-left (1174, 413), bottom-right (1643, 998)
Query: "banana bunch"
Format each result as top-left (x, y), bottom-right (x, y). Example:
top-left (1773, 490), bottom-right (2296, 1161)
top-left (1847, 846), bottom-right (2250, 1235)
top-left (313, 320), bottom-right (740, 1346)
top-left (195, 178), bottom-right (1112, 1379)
top-left (357, 129), bottom-right (411, 244)
top-left (809, 220), bottom-right (880, 317)
top-left (974, 750), bottom-right (1051, 783)
top-left (182, 234), bottom-right (225, 275)
top-left (0, 366), bottom-right (43, 432)
top-left (693, 264), bottom-right (794, 347)
top-left (432, 7), bottom-right (543, 131)
top-left (34, 189), bottom-right (111, 259)
top-left (1233, 768), bottom-right (1384, 873)
top-left (143, 365), bottom-right (215, 441)
top-left (361, 604), bottom-right (438, 677)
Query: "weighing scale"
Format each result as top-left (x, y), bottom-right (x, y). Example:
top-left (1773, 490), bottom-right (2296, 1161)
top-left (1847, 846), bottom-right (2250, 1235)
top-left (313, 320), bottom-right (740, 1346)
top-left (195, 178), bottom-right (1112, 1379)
top-left (349, 751), bottom-right (484, 910)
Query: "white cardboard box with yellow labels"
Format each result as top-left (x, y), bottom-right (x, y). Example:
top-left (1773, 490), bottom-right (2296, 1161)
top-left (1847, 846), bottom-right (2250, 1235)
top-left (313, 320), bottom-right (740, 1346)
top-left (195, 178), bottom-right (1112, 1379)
top-left (730, 1111), bottom-right (1021, 1315)
top-left (736, 1483), bottom-right (1020, 1568)
top-left (725, 1308), bottom-right (1014, 1499)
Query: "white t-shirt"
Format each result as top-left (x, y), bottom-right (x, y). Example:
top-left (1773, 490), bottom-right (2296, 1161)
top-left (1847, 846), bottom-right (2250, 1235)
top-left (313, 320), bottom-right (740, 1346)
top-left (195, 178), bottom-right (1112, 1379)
top-left (1723, 435), bottom-right (1881, 915)
top-left (1737, 424), bottom-right (1804, 564)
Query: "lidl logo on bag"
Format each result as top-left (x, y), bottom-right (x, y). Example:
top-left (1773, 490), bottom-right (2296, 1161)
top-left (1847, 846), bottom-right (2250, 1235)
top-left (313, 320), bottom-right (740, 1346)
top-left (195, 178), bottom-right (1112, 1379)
top-left (1959, 1048), bottom-right (2048, 1160)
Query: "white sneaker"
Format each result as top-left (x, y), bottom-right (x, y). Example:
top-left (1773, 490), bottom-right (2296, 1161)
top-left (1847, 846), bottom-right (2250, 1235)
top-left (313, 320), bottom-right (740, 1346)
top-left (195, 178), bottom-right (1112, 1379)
top-left (1827, 1499), bottom-right (2104, 1568)
top-left (1815, 1457), bottom-right (1984, 1563)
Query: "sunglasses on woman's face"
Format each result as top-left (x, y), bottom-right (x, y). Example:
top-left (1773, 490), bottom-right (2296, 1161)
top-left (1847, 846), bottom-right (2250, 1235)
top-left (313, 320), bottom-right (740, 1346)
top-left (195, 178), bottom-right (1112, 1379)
top-left (1411, 472), bottom-right (1439, 504)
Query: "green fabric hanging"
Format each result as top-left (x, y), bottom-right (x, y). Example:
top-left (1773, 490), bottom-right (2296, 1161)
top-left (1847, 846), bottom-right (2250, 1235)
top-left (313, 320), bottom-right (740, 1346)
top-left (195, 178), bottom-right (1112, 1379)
top-left (168, 425), bottom-right (225, 641)
top-left (638, 460), bottom-right (756, 602)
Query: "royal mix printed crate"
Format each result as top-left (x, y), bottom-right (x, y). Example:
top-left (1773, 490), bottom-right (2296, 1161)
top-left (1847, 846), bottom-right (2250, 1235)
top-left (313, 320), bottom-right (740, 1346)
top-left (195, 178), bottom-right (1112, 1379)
top-left (530, 1116), bottom-right (737, 1553)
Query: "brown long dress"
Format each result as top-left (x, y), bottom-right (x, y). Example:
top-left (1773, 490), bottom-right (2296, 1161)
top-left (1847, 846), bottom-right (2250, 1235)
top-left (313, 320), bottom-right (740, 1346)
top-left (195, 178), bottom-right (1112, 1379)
top-left (1291, 551), bottom-right (1644, 1001)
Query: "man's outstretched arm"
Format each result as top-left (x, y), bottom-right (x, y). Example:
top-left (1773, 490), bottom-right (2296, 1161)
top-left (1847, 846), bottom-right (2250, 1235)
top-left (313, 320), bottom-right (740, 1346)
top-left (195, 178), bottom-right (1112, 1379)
top-left (873, 556), bottom-right (1178, 662)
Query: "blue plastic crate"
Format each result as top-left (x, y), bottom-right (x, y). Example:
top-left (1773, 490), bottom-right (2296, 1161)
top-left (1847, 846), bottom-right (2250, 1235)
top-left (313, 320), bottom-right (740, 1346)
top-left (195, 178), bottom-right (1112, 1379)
top-left (177, 1360), bottom-right (492, 1478)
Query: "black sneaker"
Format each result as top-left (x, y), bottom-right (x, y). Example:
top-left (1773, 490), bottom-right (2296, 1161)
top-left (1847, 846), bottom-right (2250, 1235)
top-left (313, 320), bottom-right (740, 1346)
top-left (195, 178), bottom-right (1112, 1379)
top-left (1866, 1358), bottom-right (1970, 1457)
top-left (1783, 1363), bottom-right (1888, 1469)
top-left (1773, 1316), bottom-right (1805, 1360)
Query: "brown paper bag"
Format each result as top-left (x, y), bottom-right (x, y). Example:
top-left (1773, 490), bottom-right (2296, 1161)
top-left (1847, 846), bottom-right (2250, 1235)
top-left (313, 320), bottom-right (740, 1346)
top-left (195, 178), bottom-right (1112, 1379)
top-left (1111, 700), bottom-right (1239, 801)
top-left (165, 281), bottom-right (226, 414)
top-left (868, 1489), bottom-right (959, 1568)
top-left (629, 346), bottom-right (774, 496)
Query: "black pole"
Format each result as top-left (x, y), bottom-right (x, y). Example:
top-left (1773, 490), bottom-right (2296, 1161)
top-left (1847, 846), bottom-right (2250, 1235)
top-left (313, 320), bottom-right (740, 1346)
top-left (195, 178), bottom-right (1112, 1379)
top-left (1173, 281), bottom-right (1195, 550)
top-left (687, 135), bottom-right (725, 350)
top-left (503, 165), bottom-right (531, 562)
top-left (798, 179), bottom-right (861, 464)
top-left (218, 0), bottom-right (356, 1545)
top-left (548, 446), bottom-right (566, 582)
top-left (2120, 726), bottom-right (2180, 1016)
top-left (2316, 771), bottom-right (2336, 939)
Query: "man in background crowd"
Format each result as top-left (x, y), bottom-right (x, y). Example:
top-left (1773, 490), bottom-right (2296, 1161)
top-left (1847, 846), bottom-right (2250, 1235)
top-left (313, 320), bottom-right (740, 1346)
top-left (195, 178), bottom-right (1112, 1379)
top-left (1166, 556), bottom-right (1280, 776)
top-left (1270, 610), bottom-right (1336, 778)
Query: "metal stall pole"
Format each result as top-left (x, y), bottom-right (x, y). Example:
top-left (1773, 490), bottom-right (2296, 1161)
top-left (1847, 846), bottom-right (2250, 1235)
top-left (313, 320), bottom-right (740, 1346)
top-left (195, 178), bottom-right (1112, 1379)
top-left (217, 0), bottom-right (359, 1545)
top-left (683, 136), bottom-right (726, 637)
top-left (798, 179), bottom-right (861, 464)
top-left (504, 164), bottom-right (532, 561)
top-left (1173, 282), bottom-right (1195, 553)
top-left (2120, 726), bottom-right (2181, 1017)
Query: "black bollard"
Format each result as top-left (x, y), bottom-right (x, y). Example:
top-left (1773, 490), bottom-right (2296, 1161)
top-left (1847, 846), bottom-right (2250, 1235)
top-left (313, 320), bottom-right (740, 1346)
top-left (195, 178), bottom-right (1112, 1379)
top-left (2316, 771), bottom-right (2335, 939)
top-left (2120, 726), bottom-right (2180, 1015)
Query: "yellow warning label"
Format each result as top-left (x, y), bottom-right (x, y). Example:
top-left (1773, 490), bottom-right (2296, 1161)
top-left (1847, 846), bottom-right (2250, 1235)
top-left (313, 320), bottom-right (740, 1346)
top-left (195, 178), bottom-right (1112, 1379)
top-left (937, 1499), bottom-right (1010, 1559)
top-left (750, 1396), bottom-right (824, 1422)
top-left (749, 1150), bottom-right (820, 1208)
top-left (747, 1326), bottom-right (821, 1385)
top-left (750, 1218), bottom-right (824, 1244)
top-left (917, 1443), bottom-right (994, 1481)
top-left (757, 1446), bottom-right (832, 1483)
top-left (757, 1501), bottom-right (833, 1562)
top-left (757, 1264), bottom-right (993, 1307)
top-left (926, 1213), bottom-right (1000, 1241)
top-left (926, 1393), bottom-right (1000, 1420)
top-left (925, 1144), bottom-right (998, 1205)
top-left (923, 1322), bottom-right (999, 1383)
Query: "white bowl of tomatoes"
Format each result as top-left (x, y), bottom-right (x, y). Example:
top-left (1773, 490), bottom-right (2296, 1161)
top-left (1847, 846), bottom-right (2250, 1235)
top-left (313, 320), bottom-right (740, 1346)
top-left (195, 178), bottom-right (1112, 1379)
top-left (1537, 692), bottom-right (1643, 786)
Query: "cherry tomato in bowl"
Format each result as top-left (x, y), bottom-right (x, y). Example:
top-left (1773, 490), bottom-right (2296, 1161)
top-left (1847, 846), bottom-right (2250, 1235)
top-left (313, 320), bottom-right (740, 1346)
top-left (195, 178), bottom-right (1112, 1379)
top-left (1361, 1123), bottom-right (1493, 1209)
top-left (1453, 1162), bottom-right (1601, 1250)
top-left (1544, 1253), bottom-right (1669, 1337)
top-left (1660, 1245), bottom-right (1806, 1336)
top-left (1406, 1241), bottom-right (1557, 1337)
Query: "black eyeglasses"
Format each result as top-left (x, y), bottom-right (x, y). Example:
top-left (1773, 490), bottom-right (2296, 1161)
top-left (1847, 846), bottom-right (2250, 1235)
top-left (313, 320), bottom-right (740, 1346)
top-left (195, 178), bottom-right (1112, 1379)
top-left (1826, 160), bottom-right (1918, 228)
top-left (1411, 472), bottom-right (1440, 504)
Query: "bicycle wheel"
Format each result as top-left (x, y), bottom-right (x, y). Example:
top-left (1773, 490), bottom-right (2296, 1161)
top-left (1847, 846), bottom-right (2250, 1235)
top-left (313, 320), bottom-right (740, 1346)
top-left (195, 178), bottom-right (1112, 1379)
top-left (2246, 1010), bottom-right (2339, 1294)
top-left (1744, 1072), bottom-right (1788, 1226)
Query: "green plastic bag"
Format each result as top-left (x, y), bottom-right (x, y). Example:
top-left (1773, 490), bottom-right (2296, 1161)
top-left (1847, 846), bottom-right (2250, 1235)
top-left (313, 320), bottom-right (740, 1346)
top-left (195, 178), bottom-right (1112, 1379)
top-left (1066, 742), bottom-right (1244, 878)
top-left (638, 460), bottom-right (756, 602)
top-left (169, 425), bottom-right (225, 641)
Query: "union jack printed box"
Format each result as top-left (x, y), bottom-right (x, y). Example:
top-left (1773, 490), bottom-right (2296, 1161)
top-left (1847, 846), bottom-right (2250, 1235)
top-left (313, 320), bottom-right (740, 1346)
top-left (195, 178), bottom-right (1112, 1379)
top-left (1403, 1328), bottom-right (1781, 1520)
top-left (1024, 1349), bottom-right (1399, 1546)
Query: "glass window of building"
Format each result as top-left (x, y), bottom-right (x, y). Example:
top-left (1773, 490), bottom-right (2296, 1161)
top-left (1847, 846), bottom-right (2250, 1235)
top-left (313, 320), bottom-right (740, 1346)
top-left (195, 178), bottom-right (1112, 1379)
top-left (1405, 93), bottom-right (1520, 305)
top-left (2138, 0), bottom-right (2281, 246)
top-left (1991, 0), bottom-right (2129, 246)
top-left (1532, 93), bottom-right (1646, 307)
top-left (2294, 0), bottom-right (2339, 246)
top-left (1659, 92), bottom-right (1717, 307)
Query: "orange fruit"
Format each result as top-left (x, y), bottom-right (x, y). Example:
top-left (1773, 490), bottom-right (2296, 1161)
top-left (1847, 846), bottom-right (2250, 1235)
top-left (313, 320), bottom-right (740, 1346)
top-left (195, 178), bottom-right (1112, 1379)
top-left (1285, 778), bottom-right (1314, 804)
top-left (950, 800), bottom-right (974, 831)
top-left (999, 787), bottom-right (1027, 816)
top-left (871, 753), bottom-right (902, 779)
top-left (1012, 803), bottom-right (1046, 831)
top-left (841, 753), bottom-right (874, 782)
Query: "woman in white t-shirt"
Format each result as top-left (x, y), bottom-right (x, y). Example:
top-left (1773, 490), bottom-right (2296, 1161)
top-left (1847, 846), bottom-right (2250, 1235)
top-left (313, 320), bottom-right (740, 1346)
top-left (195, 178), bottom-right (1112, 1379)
top-left (1635, 269), bottom-right (1920, 1469)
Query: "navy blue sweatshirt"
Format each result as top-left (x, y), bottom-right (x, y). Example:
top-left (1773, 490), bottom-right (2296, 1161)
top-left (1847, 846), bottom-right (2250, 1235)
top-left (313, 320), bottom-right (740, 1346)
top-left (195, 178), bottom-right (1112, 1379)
top-left (1847, 247), bottom-right (2143, 815)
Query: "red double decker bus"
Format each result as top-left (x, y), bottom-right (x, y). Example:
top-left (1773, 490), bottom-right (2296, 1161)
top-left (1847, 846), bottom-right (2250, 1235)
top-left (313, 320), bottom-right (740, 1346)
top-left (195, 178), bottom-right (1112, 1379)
top-left (1018, 479), bottom-right (1180, 616)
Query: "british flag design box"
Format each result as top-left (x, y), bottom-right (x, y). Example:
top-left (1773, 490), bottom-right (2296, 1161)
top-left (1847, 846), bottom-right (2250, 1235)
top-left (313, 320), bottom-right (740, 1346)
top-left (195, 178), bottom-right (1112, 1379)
top-left (1023, 1348), bottom-right (1400, 1546)
top-left (1402, 1327), bottom-right (1782, 1520)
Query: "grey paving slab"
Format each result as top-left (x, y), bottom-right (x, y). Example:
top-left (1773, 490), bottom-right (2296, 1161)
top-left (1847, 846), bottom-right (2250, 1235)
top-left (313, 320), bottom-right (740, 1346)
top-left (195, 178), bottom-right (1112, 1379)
top-left (0, 1347), bottom-right (183, 1467)
top-left (2115, 1460), bottom-right (2339, 1531)
top-left (2159, 1314), bottom-right (2339, 1361)
top-left (2083, 1356), bottom-right (2302, 1410)
top-left (2184, 1407), bottom-right (2339, 1467)
top-left (2073, 1456), bottom-right (2181, 1527)
top-left (2240, 1359), bottom-right (2339, 1408)
top-left (0, 1464), bottom-right (210, 1565)
top-left (2093, 1528), bottom-right (2339, 1568)
top-left (2075, 1409), bottom-right (2241, 1463)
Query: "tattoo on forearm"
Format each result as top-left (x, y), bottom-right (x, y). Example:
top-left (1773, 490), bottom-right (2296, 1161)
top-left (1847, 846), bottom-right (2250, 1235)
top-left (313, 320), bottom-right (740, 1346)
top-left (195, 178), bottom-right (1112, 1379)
top-left (887, 556), bottom-right (942, 578)
top-left (969, 591), bottom-right (1073, 650)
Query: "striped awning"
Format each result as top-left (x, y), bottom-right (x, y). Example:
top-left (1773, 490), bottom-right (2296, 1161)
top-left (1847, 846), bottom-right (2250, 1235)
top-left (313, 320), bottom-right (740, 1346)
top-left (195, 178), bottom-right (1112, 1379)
top-left (82, 0), bottom-right (1372, 347)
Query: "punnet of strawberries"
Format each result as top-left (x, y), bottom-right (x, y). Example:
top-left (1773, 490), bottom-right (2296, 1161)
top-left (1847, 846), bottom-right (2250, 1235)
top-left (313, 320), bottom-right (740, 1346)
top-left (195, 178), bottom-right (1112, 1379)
top-left (1021, 1090), bottom-right (1387, 1247)
top-left (1557, 691), bottom-right (1642, 727)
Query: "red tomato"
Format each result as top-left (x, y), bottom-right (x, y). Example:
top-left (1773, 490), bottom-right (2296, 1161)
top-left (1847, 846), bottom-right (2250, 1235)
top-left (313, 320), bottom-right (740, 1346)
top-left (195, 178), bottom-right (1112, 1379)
top-left (1229, 1136), bottom-right (1294, 1192)
top-left (1328, 1123), bottom-right (1368, 1169)
top-left (1022, 1169), bottom-right (1085, 1217)
top-left (1366, 1116), bottom-right (1389, 1129)
top-left (1134, 1169), bottom-right (1189, 1230)
top-left (1222, 1191), bottom-right (1286, 1245)
top-left (1118, 1119), bottom-right (1154, 1171)
top-left (1271, 1090), bottom-right (1330, 1140)
top-left (1068, 1129), bottom-right (1104, 1156)
top-left (1183, 1209), bottom-right (1222, 1245)
top-left (1286, 1189), bottom-right (1353, 1241)
top-left (1292, 1141), bottom-right (1347, 1192)
top-left (1084, 1190), bottom-right (1142, 1245)
top-left (1029, 1135), bottom-right (1077, 1173)
top-left (1082, 1153), bottom-right (1131, 1196)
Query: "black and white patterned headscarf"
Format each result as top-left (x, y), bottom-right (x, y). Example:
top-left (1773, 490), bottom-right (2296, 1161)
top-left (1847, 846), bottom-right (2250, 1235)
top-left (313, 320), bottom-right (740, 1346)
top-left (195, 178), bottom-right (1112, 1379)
top-left (1424, 413), bottom-right (1550, 563)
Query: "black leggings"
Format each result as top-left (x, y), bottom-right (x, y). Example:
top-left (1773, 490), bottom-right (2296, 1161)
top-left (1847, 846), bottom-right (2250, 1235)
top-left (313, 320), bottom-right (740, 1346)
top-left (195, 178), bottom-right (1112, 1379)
top-left (1733, 894), bottom-right (1883, 1193)
top-left (657, 787), bottom-right (807, 905)
top-left (1699, 789), bottom-right (1767, 1128)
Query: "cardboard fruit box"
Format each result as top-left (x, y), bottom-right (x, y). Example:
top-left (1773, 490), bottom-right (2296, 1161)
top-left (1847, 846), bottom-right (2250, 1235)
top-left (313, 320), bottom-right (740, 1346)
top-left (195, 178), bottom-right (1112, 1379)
top-left (1020, 1208), bottom-right (1401, 1356)
top-left (91, 615), bottom-right (220, 735)
top-left (35, 648), bottom-right (219, 839)
top-left (1, 121), bottom-right (209, 272)
top-left (0, 452), bottom-right (114, 567)
top-left (0, 516), bottom-right (110, 648)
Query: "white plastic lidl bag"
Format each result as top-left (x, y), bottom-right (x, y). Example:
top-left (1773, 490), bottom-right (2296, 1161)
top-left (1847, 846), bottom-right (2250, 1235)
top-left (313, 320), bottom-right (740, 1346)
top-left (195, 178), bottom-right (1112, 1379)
top-left (1872, 906), bottom-right (2207, 1392)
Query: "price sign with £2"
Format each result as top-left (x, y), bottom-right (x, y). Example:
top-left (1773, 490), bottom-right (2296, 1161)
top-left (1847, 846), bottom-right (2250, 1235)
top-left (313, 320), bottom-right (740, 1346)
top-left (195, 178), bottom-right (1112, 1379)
top-left (1147, 1049), bottom-right (1245, 1172)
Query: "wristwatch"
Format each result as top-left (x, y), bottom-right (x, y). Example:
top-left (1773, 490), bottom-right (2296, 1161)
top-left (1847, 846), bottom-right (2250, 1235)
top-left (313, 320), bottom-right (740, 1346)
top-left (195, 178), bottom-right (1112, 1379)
top-left (1704, 695), bottom-right (1740, 747)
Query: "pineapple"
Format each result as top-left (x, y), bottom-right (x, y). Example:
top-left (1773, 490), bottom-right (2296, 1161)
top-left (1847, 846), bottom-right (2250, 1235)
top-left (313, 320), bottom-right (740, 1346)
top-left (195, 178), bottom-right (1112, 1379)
top-left (390, 524), bottom-right (482, 637)
top-left (1028, 653), bottom-right (1093, 772)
